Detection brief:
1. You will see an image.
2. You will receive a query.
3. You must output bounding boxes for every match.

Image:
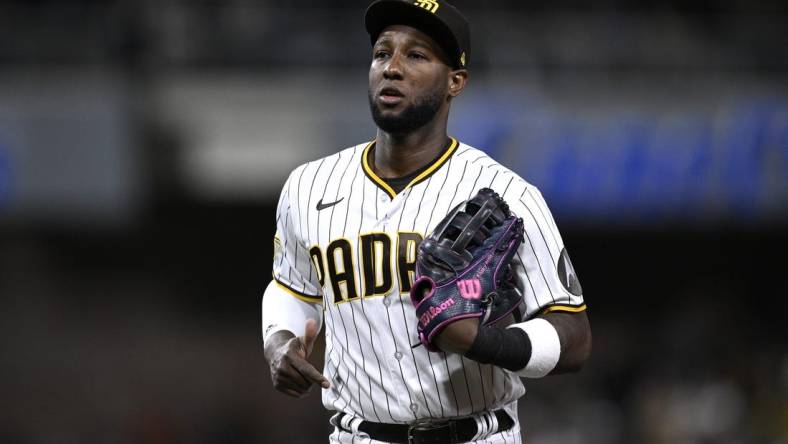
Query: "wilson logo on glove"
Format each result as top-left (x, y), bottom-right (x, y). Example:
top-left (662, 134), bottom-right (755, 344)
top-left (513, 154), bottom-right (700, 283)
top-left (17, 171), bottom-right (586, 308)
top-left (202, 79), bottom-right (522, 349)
top-left (418, 297), bottom-right (457, 326)
top-left (458, 279), bottom-right (482, 300)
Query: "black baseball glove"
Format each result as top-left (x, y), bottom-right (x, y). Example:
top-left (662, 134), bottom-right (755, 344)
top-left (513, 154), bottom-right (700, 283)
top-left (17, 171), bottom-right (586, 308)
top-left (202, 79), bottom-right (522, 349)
top-left (410, 188), bottom-right (524, 351)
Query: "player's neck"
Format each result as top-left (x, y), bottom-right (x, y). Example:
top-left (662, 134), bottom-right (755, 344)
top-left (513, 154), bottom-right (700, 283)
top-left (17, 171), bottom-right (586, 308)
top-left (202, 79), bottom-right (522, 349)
top-left (373, 120), bottom-right (450, 179)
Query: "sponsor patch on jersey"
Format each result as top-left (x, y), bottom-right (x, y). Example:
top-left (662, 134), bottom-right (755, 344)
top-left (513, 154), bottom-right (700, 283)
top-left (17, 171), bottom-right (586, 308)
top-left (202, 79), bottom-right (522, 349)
top-left (557, 247), bottom-right (582, 296)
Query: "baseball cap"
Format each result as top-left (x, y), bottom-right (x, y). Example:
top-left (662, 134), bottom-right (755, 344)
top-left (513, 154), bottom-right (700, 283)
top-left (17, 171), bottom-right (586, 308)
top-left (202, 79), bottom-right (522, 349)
top-left (364, 0), bottom-right (471, 69)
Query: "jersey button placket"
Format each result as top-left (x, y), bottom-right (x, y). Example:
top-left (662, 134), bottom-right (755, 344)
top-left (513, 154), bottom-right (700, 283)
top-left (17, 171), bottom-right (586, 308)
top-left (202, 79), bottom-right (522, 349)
top-left (378, 193), bottom-right (391, 224)
top-left (387, 346), bottom-right (413, 415)
top-left (379, 190), bottom-right (409, 226)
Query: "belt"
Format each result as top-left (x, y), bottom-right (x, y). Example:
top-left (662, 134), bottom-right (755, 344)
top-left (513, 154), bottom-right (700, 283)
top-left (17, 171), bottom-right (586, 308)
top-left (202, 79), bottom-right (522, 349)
top-left (336, 410), bottom-right (514, 444)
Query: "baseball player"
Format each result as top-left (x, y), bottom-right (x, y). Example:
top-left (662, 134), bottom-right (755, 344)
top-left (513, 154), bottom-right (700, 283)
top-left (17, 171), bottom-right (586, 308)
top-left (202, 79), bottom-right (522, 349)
top-left (262, 1), bottom-right (591, 443)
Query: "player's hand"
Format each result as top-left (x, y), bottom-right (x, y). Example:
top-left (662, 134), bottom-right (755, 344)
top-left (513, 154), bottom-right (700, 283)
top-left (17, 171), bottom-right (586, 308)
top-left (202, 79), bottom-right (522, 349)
top-left (264, 319), bottom-right (331, 398)
top-left (433, 318), bottom-right (479, 354)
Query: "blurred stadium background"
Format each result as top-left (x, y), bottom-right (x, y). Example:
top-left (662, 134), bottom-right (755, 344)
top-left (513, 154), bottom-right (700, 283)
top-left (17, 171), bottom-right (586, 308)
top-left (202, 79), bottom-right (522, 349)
top-left (0, 0), bottom-right (786, 442)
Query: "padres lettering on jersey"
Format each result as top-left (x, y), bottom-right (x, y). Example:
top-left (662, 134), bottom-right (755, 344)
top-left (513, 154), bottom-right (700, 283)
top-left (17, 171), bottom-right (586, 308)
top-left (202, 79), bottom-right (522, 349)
top-left (272, 138), bottom-right (586, 423)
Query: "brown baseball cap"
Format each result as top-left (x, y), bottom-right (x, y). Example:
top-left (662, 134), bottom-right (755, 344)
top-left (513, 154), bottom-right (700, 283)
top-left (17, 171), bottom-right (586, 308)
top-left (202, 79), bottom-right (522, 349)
top-left (364, 0), bottom-right (471, 69)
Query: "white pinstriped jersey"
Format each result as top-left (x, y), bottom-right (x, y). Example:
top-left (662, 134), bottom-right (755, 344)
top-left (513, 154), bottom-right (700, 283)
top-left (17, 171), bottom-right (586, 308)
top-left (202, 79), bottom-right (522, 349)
top-left (271, 138), bottom-right (586, 423)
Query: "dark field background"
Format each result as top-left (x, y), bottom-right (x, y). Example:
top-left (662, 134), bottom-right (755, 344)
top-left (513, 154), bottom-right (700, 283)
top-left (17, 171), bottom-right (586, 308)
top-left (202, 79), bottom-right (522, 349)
top-left (1, 0), bottom-right (786, 443)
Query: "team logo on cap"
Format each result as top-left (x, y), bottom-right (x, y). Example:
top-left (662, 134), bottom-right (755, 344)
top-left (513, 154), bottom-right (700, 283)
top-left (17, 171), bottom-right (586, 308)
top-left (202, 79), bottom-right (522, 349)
top-left (414, 0), bottom-right (439, 14)
top-left (460, 52), bottom-right (466, 67)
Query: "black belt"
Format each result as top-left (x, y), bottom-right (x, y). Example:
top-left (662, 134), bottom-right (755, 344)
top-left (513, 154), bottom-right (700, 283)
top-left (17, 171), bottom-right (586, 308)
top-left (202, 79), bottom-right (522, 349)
top-left (336, 410), bottom-right (514, 444)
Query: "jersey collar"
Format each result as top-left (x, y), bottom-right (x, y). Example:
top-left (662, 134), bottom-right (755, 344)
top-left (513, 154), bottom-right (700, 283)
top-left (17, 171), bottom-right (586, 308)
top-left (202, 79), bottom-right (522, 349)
top-left (362, 137), bottom-right (459, 199)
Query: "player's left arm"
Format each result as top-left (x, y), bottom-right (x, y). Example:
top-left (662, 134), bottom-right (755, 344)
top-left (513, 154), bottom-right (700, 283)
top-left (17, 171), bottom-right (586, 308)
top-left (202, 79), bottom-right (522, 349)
top-left (515, 185), bottom-right (591, 374)
top-left (435, 184), bottom-right (591, 376)
top-left (436, 308), bottom-right (591, 374)
top-left (494, 184), bottom-right (591, 376)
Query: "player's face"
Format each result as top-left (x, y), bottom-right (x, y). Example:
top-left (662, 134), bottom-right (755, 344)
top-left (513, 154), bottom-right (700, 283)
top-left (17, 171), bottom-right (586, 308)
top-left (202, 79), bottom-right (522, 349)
top-left (368, 25), bottom-right (456, 134)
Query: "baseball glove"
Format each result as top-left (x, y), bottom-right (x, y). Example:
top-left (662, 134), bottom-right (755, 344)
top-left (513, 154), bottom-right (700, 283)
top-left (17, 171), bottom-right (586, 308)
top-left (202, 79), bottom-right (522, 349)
top-left (410, 188), bottom-right (524, 352)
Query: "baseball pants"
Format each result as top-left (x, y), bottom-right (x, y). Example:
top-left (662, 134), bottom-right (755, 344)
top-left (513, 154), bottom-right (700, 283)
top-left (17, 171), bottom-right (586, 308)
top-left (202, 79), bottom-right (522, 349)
top-left (329, 403), bottom-right (523, 444)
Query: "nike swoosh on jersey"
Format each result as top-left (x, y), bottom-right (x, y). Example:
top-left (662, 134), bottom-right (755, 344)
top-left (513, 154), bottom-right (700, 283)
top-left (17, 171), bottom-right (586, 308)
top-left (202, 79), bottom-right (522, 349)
top-left (316, 197), bottom-right (344, 211)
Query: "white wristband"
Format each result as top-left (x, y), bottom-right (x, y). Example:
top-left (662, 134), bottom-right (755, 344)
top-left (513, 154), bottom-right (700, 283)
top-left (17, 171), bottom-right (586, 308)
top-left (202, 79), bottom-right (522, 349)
top-left (508, 318), bottom-right (561, 378)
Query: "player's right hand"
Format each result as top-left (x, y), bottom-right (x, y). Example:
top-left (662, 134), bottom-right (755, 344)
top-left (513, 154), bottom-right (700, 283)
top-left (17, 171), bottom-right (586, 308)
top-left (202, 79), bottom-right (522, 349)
top-left (264, 319), bottom-right (331, 398)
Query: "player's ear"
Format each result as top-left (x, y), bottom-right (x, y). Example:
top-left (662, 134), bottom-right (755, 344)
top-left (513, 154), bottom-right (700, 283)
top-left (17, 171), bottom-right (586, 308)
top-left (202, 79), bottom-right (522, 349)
top-left (448, 69), bottom-right (468, 98)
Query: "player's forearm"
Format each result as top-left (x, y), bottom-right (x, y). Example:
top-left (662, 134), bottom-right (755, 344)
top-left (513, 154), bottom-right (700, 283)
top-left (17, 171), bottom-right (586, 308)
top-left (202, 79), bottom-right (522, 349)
top-left (540, 311), bottom-right (592, 374)
top-left (463, 311), bottom-right (591, 377)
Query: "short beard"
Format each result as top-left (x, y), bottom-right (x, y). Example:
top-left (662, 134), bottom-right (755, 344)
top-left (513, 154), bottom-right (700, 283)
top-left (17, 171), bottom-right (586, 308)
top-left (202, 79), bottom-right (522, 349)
top-left (368, 89), bottom-right (445, 135)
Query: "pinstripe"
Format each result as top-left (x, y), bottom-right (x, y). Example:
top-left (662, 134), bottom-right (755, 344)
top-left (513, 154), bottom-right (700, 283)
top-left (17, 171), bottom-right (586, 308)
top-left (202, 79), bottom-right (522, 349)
top-left (488, 365), bottom-right (496, 408)
top-left (407, 173), bottom-right (447, 418)
top-left (520, 227), bottom-right (556, 304)
top-left (476, 361), bottom-right (488, 409)
top-left (344, 156), bottom-right (385, 422)
top-left (516, 251), bottom-right (542, 311)
top-left (488, 170), bottom-right (500, 189)
top-left (275, 175), bottom-right (290, 273)
top-left (501, 175), bottom-right (515, 197)
top-left (318, 154), bottom-right (342, 245)
top-left (279, 207), bottom-right (290, 270)
top-left (410, 173), bottom-right (434, 231)
top-left (419, 155), bottom-right (463, 413)
top-left (472, 166), bottom-right (501, 410)
top-left (359, 165), bottom-right (395, 422)
top-left (443, 159), bottom-right (467, 214)
top-left (502, 371), bottom-right (509, 406)
top-left (526, 187), bottom-right (562, 252)
top-left (414, 160), bottom-right (455, 418)
top-left (512, 187), bottom-right (557, 305)
top-left (275, 177), bottom-right (287, 225)
top-left (321, 159), bottom-right (353, 413)
top-left (384, 295), bottom-right (416, 421)
top-left (393, 186), bottom-right (435, 418)
top-left (327, 341), bottom-right (349, 411)
top-left (296, 163), bottom-right (313, 293)
top-left (322, 153), bottom-right (360, 414)
top-left (448, 159), bottom-right (487, 415)
top-left (375, 187), bottom-right (418, 422)
top-left (324, 353), bottom-right (341, 411)
top-left (287, 166), bottom-right (306, 284)
top-left (519, 193), bottom-right (557, 264)
top-left (467, 163), bottom-right (484, 202)
top-left (433, 157), bottom-right (465, 416)
top-left (375, 187), bottom-right (379, 219)
top-left (307, 159), bottom-right (326, 248)
top-left (329, 151), bottom-right (367, 417)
